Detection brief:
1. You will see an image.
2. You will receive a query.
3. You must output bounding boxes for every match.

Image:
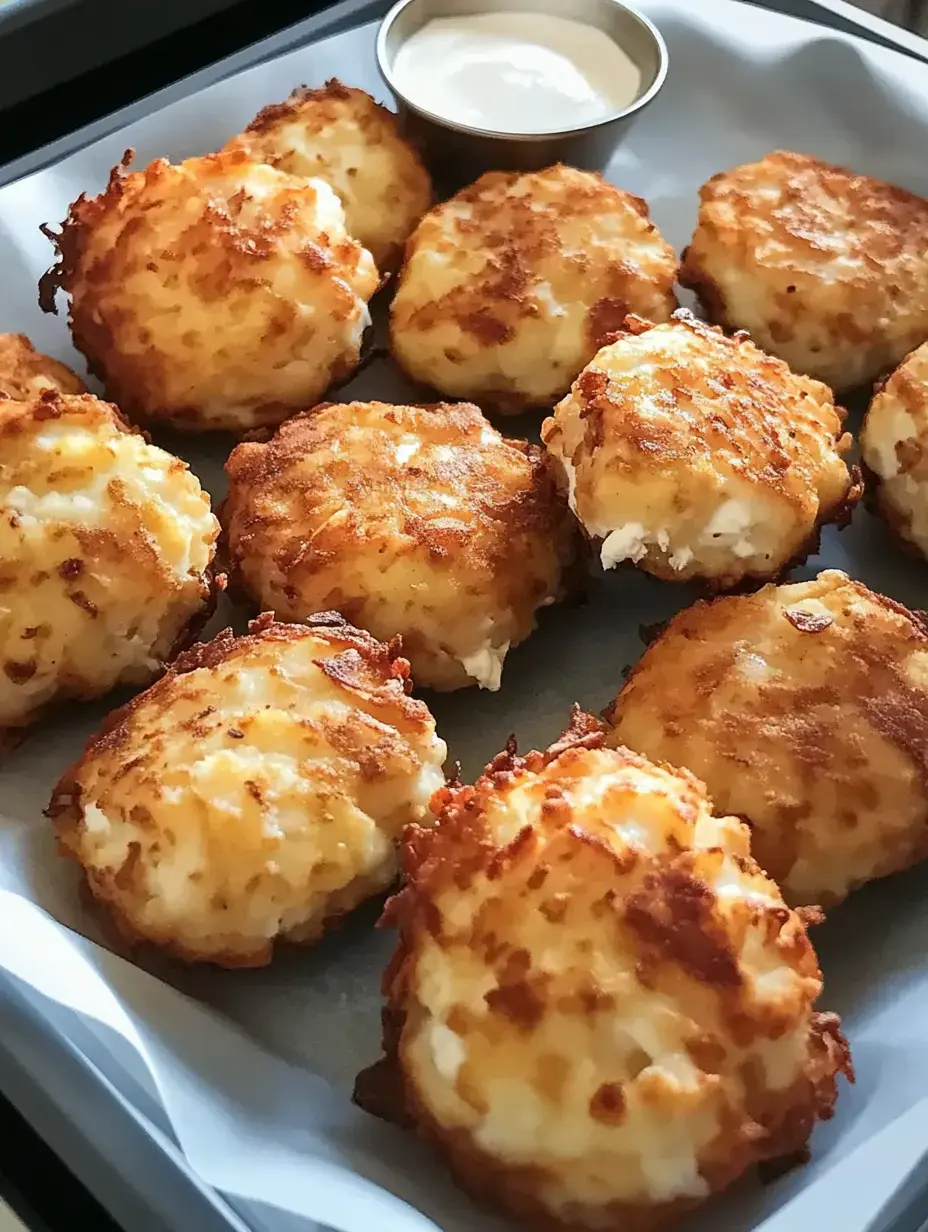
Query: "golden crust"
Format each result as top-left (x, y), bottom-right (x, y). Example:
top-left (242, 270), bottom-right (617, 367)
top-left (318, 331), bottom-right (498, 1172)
top-left (680, 150), bottom-right (928, 391)
top-left (541, 311), bottom-right (859, 587)
top-left (607, 570), bottom-right (928, 906)
top-left (0, 333), bottom-right (86, 401)
top-left (228, 79), bottom-right (431, 272)
top-left (39, 147), bottom-right (379, 433)
top-left (357, 715), bottom-right (850, 1230)
top-left (0, 391), bottom-right (218, 741)
top-left (48, 612), bottom-right (447, 967)
top-left (860, 339), bottom-right (928, 558)
top-left (222, 399), bottom-right (577, 691)
top-left (390, 164), bottom-right (678, 412)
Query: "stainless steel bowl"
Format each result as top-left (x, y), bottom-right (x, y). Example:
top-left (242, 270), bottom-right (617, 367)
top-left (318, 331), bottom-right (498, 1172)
top-left (376, 0), bottom-right (668, 185)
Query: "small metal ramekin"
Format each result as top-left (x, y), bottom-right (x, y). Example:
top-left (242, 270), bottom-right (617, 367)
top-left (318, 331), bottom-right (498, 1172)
top-left (376, 0), bottom-right (668, 185)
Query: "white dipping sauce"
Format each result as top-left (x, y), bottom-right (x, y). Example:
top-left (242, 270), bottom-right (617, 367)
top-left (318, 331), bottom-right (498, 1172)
top-left (392, 11), bottom-right (643, 134)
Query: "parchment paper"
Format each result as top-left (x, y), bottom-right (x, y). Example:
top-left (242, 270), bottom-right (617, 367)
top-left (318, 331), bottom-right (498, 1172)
top-left (1, 3), bottom-right (928, 1229)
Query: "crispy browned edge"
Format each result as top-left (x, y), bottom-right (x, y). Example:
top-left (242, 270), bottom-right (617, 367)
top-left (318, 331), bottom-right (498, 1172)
top-left (387, 352), bottom-right (571, 417)
top-left (677, 253), bottom-right (735, 335)
top-left (604, 574), bottom-right (928, 904)
top-left (852, 332), bottom-right (928, 554)
top-left (607, 572), bottom-right (928, 722)
top-left (237, 78), bottom-right (431, 276)
top-left (354, 709), bottom-right (851, 1231)
top-left (725, 460), bottom-right (862, 594)
top-left (44, 611), bottom-right (431, 968)
top-left (584, 472), bottom-right (864, 598)
top-left (38, 150), bottom-right (196, 429)
top-left (0, 577), bottom-right (220, 754)
top-left (388, 166), bottom-right (678, 416)
top-left (219, 397), bottom-right (584, 615)
top-left (0, 389), bottom-right (221, 752)
top-left (245, 78), bottom-right (431, 175)
top-left (38, 149), bottom-right (133, 319)
top-left (37, 147), bottom-right (378, 433)
top-left (859, 458), bottom-right (928, 561)
top-left (244, 78), bottom-right (375, 136)
top-left (0, 332), bottom-right (87, 398)
top-left (860, 350), bottom-right (928, 558)
top-left (606, 573), bottom-right (928, 819)
top-left (678, 152), bottom-right (928, 395)
top-left (553, 311), bottom-right (863, 591)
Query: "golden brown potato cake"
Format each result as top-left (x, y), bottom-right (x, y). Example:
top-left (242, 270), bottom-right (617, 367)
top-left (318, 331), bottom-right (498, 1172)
top-left (390, 164), bottom-right (677, 412)
top-left (39, 147), bottom-right (379, 434)
top-left (227, 79), bottom-right (431, 272)
top-left (0, 391), bottom-right (218, 745)
top-left (356, 714), bottom-right (850, 1231)
top-left (222, 399), bottom-right (576, 691)
top-left (542, 311), bottom-right (860, 588)
top-left (680, 150), bottom-right (928, 392)
top-left (48, 613), bottom-right (447, 967)
top-left (608, 570), bottom-right (928, 906)
top-left (0, 333), bottom-right (86, 401)
top-left (861, 339), bottom-right (928, 558)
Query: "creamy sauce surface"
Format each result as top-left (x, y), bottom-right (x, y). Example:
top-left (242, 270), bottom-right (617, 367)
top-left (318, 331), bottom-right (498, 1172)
top-left (392, 11), bottom-right (643, 134)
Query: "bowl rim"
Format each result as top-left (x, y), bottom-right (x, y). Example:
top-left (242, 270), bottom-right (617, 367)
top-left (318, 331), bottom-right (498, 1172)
top-left (375, 0), bottom-right (669, 141)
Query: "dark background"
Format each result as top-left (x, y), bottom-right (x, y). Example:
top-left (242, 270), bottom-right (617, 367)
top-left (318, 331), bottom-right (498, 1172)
top-left (0, 1094), bottom-right (119, 1231)
top-left (0, 0), bottom-right (332, 167)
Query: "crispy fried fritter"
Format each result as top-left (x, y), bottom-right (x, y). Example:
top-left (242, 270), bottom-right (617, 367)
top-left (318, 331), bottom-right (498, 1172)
top-left (861, 339), bottom-right (928, 558)
top-left (222, 400), bottom-right (576, 691)
top-left (0, 392), bottom-right (218, 742)
top-left (0, 333), bottom-right (86, 401)
top-left (48, 613), bottom-right (447, 967)
top-left (228, 79), bottom-right (431, 272)
top-left (541, 311), bottom-right (859, 588)
top-left (356, 715), bottom-right (850, 1230)
top-left (39, 148), bottom-right (379, 433)
top-left (390, 164), bottom-right (677, 412)
top-left (608, 570), bottom-right (928, 906)
top-left (680, 150), bottom-right (928, 391)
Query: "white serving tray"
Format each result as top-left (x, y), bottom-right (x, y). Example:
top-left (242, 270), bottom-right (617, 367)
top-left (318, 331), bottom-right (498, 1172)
top-left (2, 2), bottom-right (928, 1231)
